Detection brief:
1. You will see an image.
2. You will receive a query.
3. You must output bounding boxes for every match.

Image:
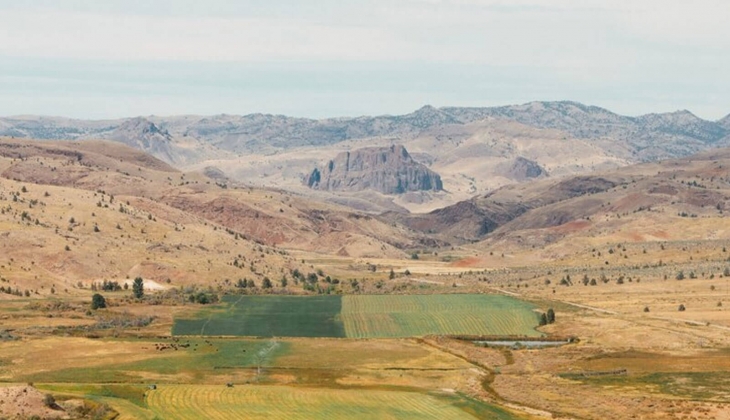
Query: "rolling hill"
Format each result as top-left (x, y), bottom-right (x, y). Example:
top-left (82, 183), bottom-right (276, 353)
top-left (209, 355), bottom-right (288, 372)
top-left (0, 137), bottom-right (449, 295)
top-left (3, 101), bottom-right (729, 212)
top-left (382, 146), bottom-right (730, 257)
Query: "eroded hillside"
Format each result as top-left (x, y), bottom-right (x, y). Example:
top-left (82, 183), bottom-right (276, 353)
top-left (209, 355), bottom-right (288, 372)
top-left (0, 138), bottom-right (447, 294)
top-left (3, 101), bottom-right (729, 212)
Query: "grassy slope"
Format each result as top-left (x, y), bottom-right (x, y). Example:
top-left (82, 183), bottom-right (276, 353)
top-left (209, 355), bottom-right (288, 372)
top-left (19, 338), bottom-right (287, 384)
top-left (0, 175), bottom-right (296, 295)
top-left (22, 336), bottom-right (525, 420)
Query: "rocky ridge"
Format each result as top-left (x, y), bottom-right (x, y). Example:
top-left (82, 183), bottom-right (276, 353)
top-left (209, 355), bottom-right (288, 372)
top-left (306, 145), bottom-right (443, 195)
top-left (2, 102), bottom-right (729, 163)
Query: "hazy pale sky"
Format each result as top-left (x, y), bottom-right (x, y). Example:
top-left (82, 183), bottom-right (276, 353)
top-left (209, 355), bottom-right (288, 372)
top-left (1, 0), bottom-right (728, 119)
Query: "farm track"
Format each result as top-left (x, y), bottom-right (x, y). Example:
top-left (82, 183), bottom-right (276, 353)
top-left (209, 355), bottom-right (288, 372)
top-left (649, 316), bottom-right (730, 332)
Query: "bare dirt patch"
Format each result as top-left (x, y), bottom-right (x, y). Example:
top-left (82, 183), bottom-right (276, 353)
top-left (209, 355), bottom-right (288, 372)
top-left (0, 385), bottom-right (68, 419)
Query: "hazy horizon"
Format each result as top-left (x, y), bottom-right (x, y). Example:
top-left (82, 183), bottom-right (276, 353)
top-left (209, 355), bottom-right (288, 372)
top-left (2, 99), bottom-right (727, 122)
top-left (1, 0), bottom-right (729, 120)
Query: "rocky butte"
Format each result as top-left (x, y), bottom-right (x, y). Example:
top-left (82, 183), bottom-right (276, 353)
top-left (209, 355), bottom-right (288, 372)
top-left (306, 145), bottom-right (443, 194)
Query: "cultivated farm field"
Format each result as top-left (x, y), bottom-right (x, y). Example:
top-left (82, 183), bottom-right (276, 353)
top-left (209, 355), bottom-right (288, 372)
top-left (144, 384), bottom-right (518, 419)
top-left (341, 294), bottom-right (540, 338)
top-left (173, 295), bottom-right (346, 337)
top-left (173, 294), bottom-right (541, 338)
top-left (4, 335), bottom-right (528, 420)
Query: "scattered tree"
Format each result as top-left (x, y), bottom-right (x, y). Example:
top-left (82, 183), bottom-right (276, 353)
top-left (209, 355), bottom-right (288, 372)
top-left (91, 293), bottom-right (107, 310)
top-left (546, 308), bottom-right (556, 324)
top-left (192, 292), bottom-right (216, 304)
top-left (132, 277), bottom-right (144, 299)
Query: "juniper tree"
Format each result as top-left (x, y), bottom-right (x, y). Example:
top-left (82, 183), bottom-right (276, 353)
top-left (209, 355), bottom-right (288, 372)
top-left (91, 293), bottom-right (107, 310)
top-left (547, 308), bottom-right (556, 324)
top-left (132, 277), bottom-right (144, 299)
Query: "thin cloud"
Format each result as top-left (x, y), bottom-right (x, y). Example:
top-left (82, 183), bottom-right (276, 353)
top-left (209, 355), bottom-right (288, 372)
top-left (0, 9), bottom-right (406, 61)
top-left (0, 1), bottom-right (727, 119)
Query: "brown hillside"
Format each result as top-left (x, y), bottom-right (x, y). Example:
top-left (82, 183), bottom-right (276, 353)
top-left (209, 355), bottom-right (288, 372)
top-left (384, 147), bottom-right (730, 249)
top-left (0, 138), bottom-right (429, 261)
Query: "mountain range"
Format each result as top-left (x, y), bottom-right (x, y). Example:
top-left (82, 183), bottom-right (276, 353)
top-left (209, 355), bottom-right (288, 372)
top-left (3, 101), bottom-right (729, 159)
top-left (3, 101), bottom-right (730, 213)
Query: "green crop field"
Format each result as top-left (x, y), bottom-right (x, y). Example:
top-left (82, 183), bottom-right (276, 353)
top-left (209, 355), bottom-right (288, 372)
top-left (145, 384), bottom-right (520, 419)
top-left (341, 294), bottom-right (540, 338)
top-left (173, 294), bottom-right (540, 338)
top-left (173, 295), bottom-right (345, 337)
top-left (22, 338), bottom-right (287, 385)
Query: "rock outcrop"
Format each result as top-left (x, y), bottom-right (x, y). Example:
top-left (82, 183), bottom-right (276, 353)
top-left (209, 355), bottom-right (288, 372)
top-left (498, 156), bottom-right (546, 181)
top-left (106, 117), bottom-right (171, 151)
top-left (306, 145), bottom-right (443, 194)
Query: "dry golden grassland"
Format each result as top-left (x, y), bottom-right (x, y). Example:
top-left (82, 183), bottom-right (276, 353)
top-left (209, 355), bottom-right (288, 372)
top-left (0, 174), bottom-right (301, 296)
top-left (0, 334), bottom-right (529, 419)
top-left (3, 139), bottom-right (730, 419)
top-left (3, 231), bottom-right (730, 420)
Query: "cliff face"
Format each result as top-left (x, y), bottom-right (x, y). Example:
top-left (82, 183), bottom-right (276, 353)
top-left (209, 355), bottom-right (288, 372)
top-left (104, 117), bottom-right (179, 164)
top-left (500, 157), bottom-right (546, 181)
top-left (306, 145), bottom-right (443, 194)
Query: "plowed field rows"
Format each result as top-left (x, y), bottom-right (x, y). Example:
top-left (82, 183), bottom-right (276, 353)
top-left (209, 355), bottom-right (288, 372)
top-left (173, 294), bottom-right (539, 338)
top-left (146, 385), bottom-right (479, 419)
top-left (342, 294), bottom-right (540, 338)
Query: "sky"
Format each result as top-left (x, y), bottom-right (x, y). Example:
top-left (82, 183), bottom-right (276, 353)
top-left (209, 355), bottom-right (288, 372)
top-left (0, 0), bottom-right (729, 120)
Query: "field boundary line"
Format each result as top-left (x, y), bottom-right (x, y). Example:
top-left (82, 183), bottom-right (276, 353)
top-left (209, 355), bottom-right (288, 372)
top-left (649, 316), bottom-right (730, 331)
top-left (406, 278), bottom-right (445, 285)
top-left (486, 287), bottom-right (520, 297)
top-left (487, 288), bottom-right (619, 316)
top-left (558, 301), bottom-right (618, 315)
